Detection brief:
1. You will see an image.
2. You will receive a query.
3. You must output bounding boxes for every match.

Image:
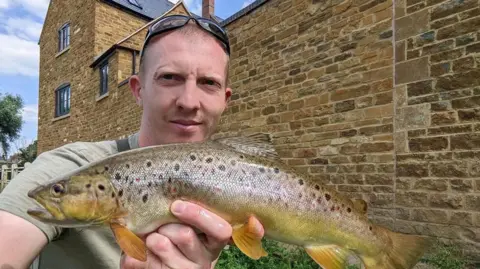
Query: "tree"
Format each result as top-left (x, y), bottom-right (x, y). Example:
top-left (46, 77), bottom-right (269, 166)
top-left (16, 140), bottom-right (37, 166)
top-left (0, 93), bottom-right (24, 160)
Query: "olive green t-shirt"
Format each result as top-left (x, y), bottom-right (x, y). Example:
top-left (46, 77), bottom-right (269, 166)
top-left (0, 133), bottom-right (140, 268)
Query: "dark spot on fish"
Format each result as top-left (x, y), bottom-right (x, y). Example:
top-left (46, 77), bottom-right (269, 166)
top-left (284, 202), bottom-right (289, 208)
top-left (299, 193), bottom-right (303, 198)
top-left (174, 164), bottom-right (180, 171)
top-left (183, 172), bottom-right (189, 177)
top-left (240, 155), bottom-right (244, 159)
top-left (98, 184), bottom-right (105, 191)
top-left (342, 204), bottom-right (345, 207)
top-left (242, 169), bottom-right (246, 175)
top-left (325, 193), bottom-right (331, 201)
top-left (146, 161), bottom-right (152, 167)
top-left (311, 192), bottom-right (316, 198)
top-left (347, 207), bottom-right (351, 213)
top-left (86, 184), bottom-right (91, 188)
top-left (142, 194), bottom-right (148, 203)
top-left (159, 174), bottom-right (163, 179)
top-left (118, 190), bottom-right (123, 197)
top-left (148, 182), bottom-right (152, 188)
top-left (190, 155), bottom-right (196, 161)
top-left (316, 197), bottom-right (322, 203)
top-left (369, 226), bottom-right (372, 231)
top-left (218, 164), bottom-right (226, 171)
top-left (274, 167), bottom-right (280, 173)
top-left (111, 192), bottom-right (115, 198)
top-left (231, 160), bottom-right (236, 166)
top-left (129, 181), bottom-right (133, 186)
top-left (125, 176), bottom-right (129, 182)
top-left (206, 157), bottom-right (213, 163)
top-left (126, 164), bottom-right (130, 169)
top-left (315, 185), bottom-right (320, 190)
top-left (115, 173), bottom-right (121, 180)
top-left (298, 179), bottom-right (304, 185)
top-left (336, 206), bottom-right (340, 210)
top-left (104, 166), bottom-right (109, 171)
top-left (330, 206), bottom-right (335, 211)
top-left (259, 167), bottom-right (265, 173)
top-left (168, 177), bottom-right (172, 184)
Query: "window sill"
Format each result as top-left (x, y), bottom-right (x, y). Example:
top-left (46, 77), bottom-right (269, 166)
top-left (52, 113), bottom-right (70, 122)
top-left (96, 92), bottom-right (109, 102)
top-left (55, 47), bottom-right (70, 58)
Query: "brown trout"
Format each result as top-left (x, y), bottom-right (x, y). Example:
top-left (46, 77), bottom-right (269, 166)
top-left (27, 133), bottom-right (431, 269)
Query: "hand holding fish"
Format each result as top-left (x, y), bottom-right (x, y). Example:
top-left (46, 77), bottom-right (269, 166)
top-left (120, 200), bottom-right (265, 269)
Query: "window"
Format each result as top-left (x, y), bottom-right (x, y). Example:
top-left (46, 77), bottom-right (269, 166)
top-left (58, 23), bottom-right (70, 52)
top-left (55, 84), bottom-right (70, 117)
top-left (99, 62), bottom-right (108, 96)
top-left (127, 0), bottom-right (142, 8)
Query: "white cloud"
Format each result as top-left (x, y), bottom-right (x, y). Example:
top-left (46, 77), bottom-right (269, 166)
top-left (22, 103), bottom-right (38, 123)
top-left (0, 0), bottom-right (49, 20)
top-left (2, 17), bottom-right (43, 41)
top-left (0, 34), bottom-right (39, 76)
top-left (0, 0), bottom-right (9, 9)
top-left (242, 0), bottom-right (255, 8)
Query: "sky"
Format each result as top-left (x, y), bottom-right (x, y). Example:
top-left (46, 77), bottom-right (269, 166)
top-left (0, 0), bottom-right (256, 155)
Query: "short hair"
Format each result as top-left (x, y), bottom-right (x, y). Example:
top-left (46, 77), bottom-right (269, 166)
top-left (139, 23), bottom-right (230, 87)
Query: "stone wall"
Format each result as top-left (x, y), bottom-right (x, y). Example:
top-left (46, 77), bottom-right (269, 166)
top-left (213, 0), bottom-right (479, 260)
top-left (393, 0), bottom-right (480, 259)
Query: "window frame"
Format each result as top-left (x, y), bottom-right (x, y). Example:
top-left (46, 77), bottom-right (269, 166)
top-left (58, 23), bottom-right (70, 52)
top-left (55, 83), bottom-right (71, 118)
top-left (99, 61), bottom-right (109, 96)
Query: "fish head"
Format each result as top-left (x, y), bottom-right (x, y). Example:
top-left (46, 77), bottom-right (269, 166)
top-left (27, 171), bottom-right (122, 227)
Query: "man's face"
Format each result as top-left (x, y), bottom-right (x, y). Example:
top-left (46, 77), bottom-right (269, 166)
top-left (130, 26), bottom-right (231, 146)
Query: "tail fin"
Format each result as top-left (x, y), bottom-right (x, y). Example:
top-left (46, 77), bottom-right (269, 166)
top-left (361, 226), bottom-right (432, 269)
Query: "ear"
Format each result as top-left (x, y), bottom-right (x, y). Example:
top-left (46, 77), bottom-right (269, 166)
top-left (225, 87), bottom-right (232, 103)
top-left (129, 75), bottom-right (143, 106)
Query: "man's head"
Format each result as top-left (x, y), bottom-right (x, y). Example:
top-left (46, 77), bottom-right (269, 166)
top-left (129, 15), bottom-right (232, 147)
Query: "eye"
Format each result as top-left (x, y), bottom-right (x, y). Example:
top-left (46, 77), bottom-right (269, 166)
top-left (200, 78), bottom-right (221, 89)
top-left (51, 184), bottom-right (65, 196)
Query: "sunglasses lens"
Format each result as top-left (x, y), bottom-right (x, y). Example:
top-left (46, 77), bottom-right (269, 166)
top-left (198, 19), bottom-right (229, 42)
top-left (151, 15), bottom-right (188, 33)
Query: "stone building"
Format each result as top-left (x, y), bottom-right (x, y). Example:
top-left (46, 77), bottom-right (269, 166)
top-left (37, 0), bottom-right (480, 261)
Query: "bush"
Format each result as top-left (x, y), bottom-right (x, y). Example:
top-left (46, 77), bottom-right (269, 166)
top-left (216, 239), bottom-right (318, 269)
top-left (420, 242), bottom-right (469, 269)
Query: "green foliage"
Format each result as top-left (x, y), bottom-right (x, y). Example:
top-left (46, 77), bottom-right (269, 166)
top-left (216, 239), bottom-right (319, 269)
top-left (0, 93), bottom-right (24, 159)
top-left (345, 265), bottom-right (360, 269)
top-left (17, 140), bottom-right (37, 165)
top-left (421, 242), bottom-right (469, 269)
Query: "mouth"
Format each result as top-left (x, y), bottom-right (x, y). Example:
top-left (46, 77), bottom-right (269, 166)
top-left (27, 207), bottom-right (53, 220)
top-left (170, 119), bottom-right (201, 126)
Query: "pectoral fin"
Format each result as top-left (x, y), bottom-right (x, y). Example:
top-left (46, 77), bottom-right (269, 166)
top-left (231, 216), bottom-right (267, 259)
top-left (110, 222), bottom-right (147, 262)
top-left (304, 245), bottom-right (350, 269)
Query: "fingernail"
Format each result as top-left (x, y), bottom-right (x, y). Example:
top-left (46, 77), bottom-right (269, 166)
top-left (172, 201), bottom-right (185, 214)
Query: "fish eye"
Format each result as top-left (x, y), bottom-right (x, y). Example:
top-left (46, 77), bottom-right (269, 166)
top-left (51, 184), bottom-right (65, 196)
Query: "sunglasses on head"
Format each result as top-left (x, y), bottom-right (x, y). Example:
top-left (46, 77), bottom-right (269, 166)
top-left (139, 15), bottom-right (230, 61)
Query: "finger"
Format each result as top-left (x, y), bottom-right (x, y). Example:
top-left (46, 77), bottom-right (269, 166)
top-left (157, 223), bottom-right (209, 265)
top-left (145, 232), bottom-right (198, 269)
top-left (120, 253), bottom-right (146, 269)
top-left (170, 201), bottom-right (232, 254)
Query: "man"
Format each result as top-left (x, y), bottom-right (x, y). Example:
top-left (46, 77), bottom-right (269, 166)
top-left (0, 15), bottom-right (264, 269)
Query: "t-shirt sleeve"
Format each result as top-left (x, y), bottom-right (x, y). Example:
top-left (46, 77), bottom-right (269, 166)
top-left (0, 142), bottom-right (111, 242)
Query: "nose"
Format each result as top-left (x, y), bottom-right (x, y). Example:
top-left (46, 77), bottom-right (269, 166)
top-left (175, 78), bottom-right (200, 111)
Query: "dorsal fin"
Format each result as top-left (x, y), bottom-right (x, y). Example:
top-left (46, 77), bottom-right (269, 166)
top-left (351, 199), bottom-right (368, 215)
top-left (213, 133), bottom-right (280, 160)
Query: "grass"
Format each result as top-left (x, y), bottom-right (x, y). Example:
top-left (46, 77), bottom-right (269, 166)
top-left (215, 238), bottom-right (473, 269)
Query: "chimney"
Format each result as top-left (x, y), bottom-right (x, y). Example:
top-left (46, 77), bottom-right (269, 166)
top-left (202, 0), bottom-right (214, 19)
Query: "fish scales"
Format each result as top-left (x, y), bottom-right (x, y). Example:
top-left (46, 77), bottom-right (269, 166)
top-left (96, 141), bottom-right (382, 253)
top-left (27, 134), bottom-right (431, 268)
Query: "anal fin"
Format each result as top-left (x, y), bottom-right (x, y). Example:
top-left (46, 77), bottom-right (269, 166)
top-left (231, 215), bottom-right (267, 259)
top-left (305, 245), bottom-right (350, 269)
top-left (110, 222), bottom-right (147, 262)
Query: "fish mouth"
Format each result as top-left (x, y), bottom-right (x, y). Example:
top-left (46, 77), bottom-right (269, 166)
top-left (27, 207), bottom-right (53, 219)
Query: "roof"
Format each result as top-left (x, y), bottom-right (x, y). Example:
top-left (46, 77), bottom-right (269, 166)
top-left (105, 0), bottom-right (174, 20)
